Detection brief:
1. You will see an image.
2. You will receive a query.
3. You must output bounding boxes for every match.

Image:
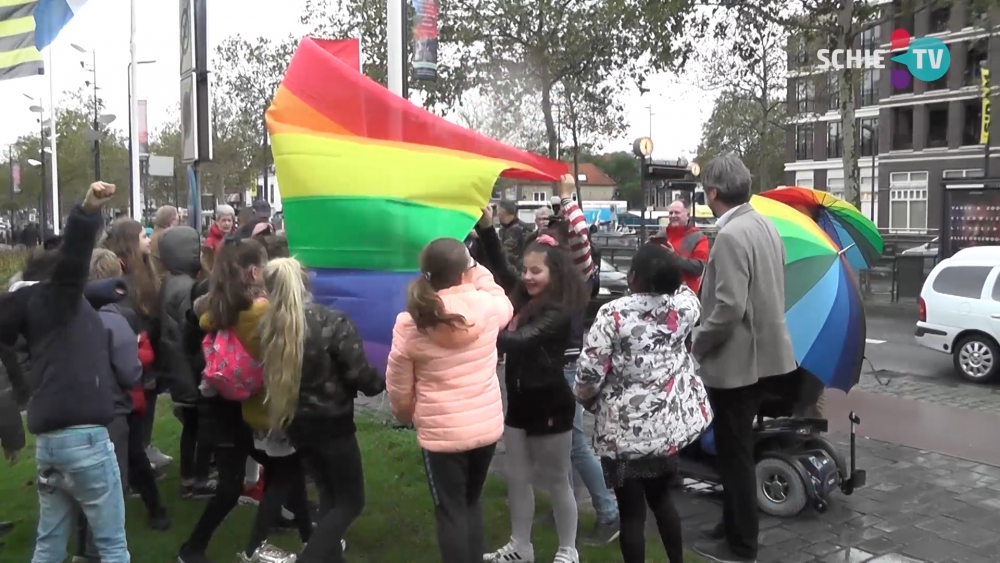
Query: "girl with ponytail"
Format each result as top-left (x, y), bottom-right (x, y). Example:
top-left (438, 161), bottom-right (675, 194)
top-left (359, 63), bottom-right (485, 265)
top-left (258, 257), bottom-right (384, 563)
top-left (386, 237), bottom-right (513, 562)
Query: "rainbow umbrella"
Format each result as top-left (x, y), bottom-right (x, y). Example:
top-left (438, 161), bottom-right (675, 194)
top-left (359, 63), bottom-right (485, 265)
top-left (749, 195), bottom-right (866, 392)
top-left (265, 37), bottom-right (566, 372)
top-left (758, 186), bottom-right (883, 272)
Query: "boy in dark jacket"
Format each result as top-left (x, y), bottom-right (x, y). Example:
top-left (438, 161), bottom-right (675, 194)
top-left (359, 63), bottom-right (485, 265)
top-left (0, 183), bottom-right (130, 563)
top-left (158, 226), bottom-right (217, 498)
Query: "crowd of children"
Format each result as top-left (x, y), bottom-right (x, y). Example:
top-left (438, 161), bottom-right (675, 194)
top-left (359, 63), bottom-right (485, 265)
top-left (0, 176), bottom-right (713, 563)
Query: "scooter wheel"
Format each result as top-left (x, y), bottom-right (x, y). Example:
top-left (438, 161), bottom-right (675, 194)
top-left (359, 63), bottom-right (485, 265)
top-left (814, 499), bottom-right (828, 513)
top-left (756, 458), bottom-right (808, 517)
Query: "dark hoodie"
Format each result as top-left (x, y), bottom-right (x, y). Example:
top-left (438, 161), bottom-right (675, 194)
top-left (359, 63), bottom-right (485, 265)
top-left (0, 205), bottom-right (116, 436)
top-left (158, 227), bottom-right (202, 406)
top-left (98, 301), bottom-right (143, 417)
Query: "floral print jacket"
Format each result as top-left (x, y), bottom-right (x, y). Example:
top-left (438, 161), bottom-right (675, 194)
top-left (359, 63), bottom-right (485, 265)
top-left (576, 286), bottom-right (713, 460)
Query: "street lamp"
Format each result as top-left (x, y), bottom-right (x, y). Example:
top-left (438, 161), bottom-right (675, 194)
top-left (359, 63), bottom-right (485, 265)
top-left (72, 43), bottom-right (115, 182)
top-left (28, 103), bottom-right (48, 233)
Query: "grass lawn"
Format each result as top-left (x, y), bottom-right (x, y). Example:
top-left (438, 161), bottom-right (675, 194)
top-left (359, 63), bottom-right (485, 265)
top-left (0, 398), bottom-right (699, 562)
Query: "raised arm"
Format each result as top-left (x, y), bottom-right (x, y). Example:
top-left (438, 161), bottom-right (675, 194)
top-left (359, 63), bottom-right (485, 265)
top-left (475, 209), bottom-right (520, 292)
top-left (469, 264), bottom-right (514, 327)
top-left (51, 183), bottom-right (117, 313)
top-left (557, 175), bottom-right (594, 281)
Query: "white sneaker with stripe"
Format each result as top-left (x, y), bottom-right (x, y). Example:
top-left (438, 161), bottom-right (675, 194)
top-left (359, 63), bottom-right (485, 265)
top-left (482, 539), bottom-right (535, 562)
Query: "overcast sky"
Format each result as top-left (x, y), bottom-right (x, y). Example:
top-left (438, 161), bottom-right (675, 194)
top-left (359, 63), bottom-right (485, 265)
top-left (0, 0), bottom-right (715, 167)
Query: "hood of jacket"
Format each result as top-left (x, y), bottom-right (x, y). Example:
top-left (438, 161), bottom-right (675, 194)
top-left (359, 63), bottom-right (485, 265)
top-left (8, 280), bottom-right (37, 292)
top-left (422, 284), bottom-right (491, 349)
top-left (161, 226), bottom-right (202, 277)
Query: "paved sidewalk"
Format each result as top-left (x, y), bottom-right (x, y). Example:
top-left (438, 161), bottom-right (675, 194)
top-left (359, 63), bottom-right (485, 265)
top-left (359, 393), bottom-right (1000, 563)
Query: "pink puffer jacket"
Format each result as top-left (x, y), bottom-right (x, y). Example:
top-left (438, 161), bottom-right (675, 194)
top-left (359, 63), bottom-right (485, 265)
top-left (386, 265), bottom-right (513, 453)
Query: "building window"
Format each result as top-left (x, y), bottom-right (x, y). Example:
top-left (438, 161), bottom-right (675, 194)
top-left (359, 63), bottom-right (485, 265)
top-left (827, 73), bottom-right (840, 111)
top-left (531, 191), bottom-right (547, 202)
top-left (962, 99), bottom-right (983, 146)
top-left (860, 25), bottom-right (880, 52)
top-left (894, 0), bottom-right (914, 32)
top-left (791, 36), bottom-right (809, 68)
top-left (858, 117), bottom-right (878, 157)
top-left (927, 72), bottom-right (948, 91)
top-left (969, 3), bottom-right (989, 28)
top-left (892, 61), bottom-right (913, 93)
top-left (926, 103), bottom-right (948, 148)
top-left (795, 171), bottom-right (814, 189)
top-left (966, 39), bottom-right (988, 87)
top-left (942, 169), bottom-right (984, 179)
top-left (828, 121), bottom-right (843, 158)
top-left (827, 176), bottom-right (845, 199)
top-left (928, 5), bottom-right (950, 34)
top-left (891, 107), bottom-right (914, 150)
top-left (796, 124), bottom-right (814, 160)
top-left (861, 69), bottom-right (879, 106)
top-left (888, 172), bottom-right (928, 232)
top-left (796, 78), bottom-right (815, 114)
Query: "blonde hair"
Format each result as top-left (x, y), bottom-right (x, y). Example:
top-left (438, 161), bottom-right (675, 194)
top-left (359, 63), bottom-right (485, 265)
top-left (90, 248), bottom-right (123, 281)
top-left (258, 257), bottom-right (308, 429)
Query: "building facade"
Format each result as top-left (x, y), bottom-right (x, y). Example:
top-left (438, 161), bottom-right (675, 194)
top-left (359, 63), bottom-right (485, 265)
top-left (511, 162), bottom-right (618, 201)
top-left (784, 0), bottom-right (1000, 232)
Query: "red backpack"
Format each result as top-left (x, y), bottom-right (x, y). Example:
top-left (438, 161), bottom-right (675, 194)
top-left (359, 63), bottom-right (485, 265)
top-left (201, 329), bottom-right (264, 401)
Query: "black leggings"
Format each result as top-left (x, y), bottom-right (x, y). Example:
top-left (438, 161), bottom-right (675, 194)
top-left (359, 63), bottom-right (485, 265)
top-left (178, 407), bottom-right (212, 482)
top-left (296, 434), bottom-right (365, 563)
top-left (614, 475), bottom-right (683, 563)
top-left (246, 452), bottom-right (312, 555)
top-left (184, 442), bottom-right (256, 553)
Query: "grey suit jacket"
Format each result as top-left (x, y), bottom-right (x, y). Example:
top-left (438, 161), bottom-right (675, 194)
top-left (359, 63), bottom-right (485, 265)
top-left (692, 205), bottom-right (796, 389)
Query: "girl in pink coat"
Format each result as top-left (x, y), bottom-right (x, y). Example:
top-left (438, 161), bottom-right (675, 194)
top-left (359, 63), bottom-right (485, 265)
top-left (386, 236), bottom-right (513, 563)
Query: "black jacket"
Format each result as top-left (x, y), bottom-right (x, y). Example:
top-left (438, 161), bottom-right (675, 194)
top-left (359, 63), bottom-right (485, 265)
top-left (287, 303), bottom-right (384, 442)
top-left (475, 225), bottom-right (575, 393)
top-left (0, 344), bottom-right (28, 453)
top-left (0, 205), bottom-right (116, 436)
top-left (158, 227), bottom-right (202, 406)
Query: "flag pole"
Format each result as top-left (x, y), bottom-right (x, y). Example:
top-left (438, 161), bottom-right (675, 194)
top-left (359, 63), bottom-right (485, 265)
top-left (47, 47), bottom-right (59, 234)
top-left (129, 0), bottom-right (140, 221)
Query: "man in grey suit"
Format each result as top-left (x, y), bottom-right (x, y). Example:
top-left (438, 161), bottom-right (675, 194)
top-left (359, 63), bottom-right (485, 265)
top-left (692, 155), bottom-right (798, 563)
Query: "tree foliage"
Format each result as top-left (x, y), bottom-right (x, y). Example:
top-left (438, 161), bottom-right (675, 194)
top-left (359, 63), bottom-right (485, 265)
top-left (580, 151), bottom-right (642, 207)
top-left (697, 90), bottom-right (786, 193)
top-left (449, 0), bottom-right (705, 158)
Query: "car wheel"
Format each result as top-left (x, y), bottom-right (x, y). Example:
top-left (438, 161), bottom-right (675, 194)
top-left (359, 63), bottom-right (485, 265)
top-left (755, 457), bottom-right (808, 517)
top-left (953, 334), bottom-right (1000, 384)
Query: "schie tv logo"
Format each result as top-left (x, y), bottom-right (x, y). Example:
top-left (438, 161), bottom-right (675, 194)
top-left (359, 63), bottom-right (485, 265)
top-left (815, 29), bottom-right (951, 90)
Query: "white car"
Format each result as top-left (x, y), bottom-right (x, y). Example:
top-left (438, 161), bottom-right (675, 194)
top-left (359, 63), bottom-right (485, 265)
top-left (915, 246), bottom-right (1000, 383)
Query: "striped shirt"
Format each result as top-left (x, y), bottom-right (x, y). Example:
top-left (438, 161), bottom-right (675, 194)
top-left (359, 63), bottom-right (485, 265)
top-left (560, 198), bottom-right (594, 281)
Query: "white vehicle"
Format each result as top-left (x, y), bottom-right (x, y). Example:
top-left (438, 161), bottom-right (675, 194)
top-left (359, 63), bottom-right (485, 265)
top-left (915, 246), bottom-right (1000, 383)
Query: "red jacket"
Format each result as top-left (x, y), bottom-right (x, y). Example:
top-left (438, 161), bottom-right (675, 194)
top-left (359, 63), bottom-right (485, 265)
top-left (665, 224), bottom-right (709, 295)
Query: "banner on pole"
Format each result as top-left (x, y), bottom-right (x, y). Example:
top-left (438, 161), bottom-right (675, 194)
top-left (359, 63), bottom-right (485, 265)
top-left (138, 100), bottom-right (149, 155)
top-left (11, 163), bottom-right (20, 194)
top-left (981, 69), bottom-right (991, 145)
top-left (411, 0), bottom-right (438, 81)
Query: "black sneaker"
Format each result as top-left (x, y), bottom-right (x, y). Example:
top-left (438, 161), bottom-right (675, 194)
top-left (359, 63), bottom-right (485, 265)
top-left (581, 518), bottom-right (620, 546)
top-left (0, 521), bottom-right (12, 539)
top-left (181, 479), bottom-right (217, 499)
top-left (149, 508), bottom-right (171, 531)
top-left (701, 522), bottom-right (726, 541)
top-left (693, 541), bottom-right (756, 563)
top-left (176, 544), bottom-right (212, 563)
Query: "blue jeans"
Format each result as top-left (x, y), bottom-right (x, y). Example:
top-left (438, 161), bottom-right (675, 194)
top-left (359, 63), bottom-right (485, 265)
top-left (33, 426), bottom-right (129, 563)
top-left (565, 365), bottom-right (619, 524)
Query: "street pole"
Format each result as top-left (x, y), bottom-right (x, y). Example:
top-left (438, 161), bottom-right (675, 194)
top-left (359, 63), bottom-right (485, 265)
top-left (128, 63), bottom-right (133, 216)
top-left (39, 118), bottom-right (46, 235)
top-left (92, 50), bottom-right (101, 182)
top-left (129, 0), bottom-right (141, 221)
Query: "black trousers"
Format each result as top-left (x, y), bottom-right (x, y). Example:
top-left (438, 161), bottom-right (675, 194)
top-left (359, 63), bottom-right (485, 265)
top-left (295, 434), bottom-right (365, 563)
top-left (246, 452), bottom-right (312, 555)
top-left (184, 441), bottom-right (256, 553)
top-left (178, 406), bottom-right (212, 482)
top-left (422, 443), bottom-right (497, 563)
top-left (142, 388), bottom-right (158, 448)
top-left (614, 474), bottom-right (683, 563)
top-left (707, 371), bottom-right (801, 559)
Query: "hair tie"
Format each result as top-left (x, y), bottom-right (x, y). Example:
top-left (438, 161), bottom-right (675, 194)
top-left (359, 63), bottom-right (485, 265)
top-left (422, 271), bottom-right (432, 281)
top-left (536, 234), bottom-right (558, 247)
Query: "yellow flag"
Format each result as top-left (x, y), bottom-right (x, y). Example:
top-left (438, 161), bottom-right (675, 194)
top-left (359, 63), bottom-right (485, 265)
top-left (982, 69), bottom-right (991, 145)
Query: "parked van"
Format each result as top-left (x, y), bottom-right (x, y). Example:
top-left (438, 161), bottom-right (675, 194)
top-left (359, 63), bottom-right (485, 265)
top-left (915, 246), bottom-right (1000, 383)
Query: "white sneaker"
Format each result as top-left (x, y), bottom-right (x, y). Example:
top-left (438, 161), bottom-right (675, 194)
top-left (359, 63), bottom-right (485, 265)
top-left (553, 547), bottom-right (579, 563)
top-left (483, 539), bottom-right (535, 562)
top-left (146, 446), bottom-right (173, 469)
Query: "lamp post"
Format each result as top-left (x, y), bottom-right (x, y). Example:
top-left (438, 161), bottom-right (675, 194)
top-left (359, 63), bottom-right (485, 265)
top-left (27, 103), bottom-right (50, 233)
top-left (127, 60), bottom-right (156, 216)
top-left (72, 44), bottom-right (116, 182)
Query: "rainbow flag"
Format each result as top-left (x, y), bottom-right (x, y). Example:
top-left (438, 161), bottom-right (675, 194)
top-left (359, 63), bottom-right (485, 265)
top-left (266, 37), bottom-right (566, 371)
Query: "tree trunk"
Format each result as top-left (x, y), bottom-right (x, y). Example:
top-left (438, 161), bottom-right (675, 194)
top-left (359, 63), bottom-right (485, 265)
top-left (839, 0), bottom-right (862, 209)
top-left (758, 35), bottom-right (770, 192)
top-left (540, 82), bottom-right (559, 160)
top-left (568, 94), bottom-right (583, 205)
